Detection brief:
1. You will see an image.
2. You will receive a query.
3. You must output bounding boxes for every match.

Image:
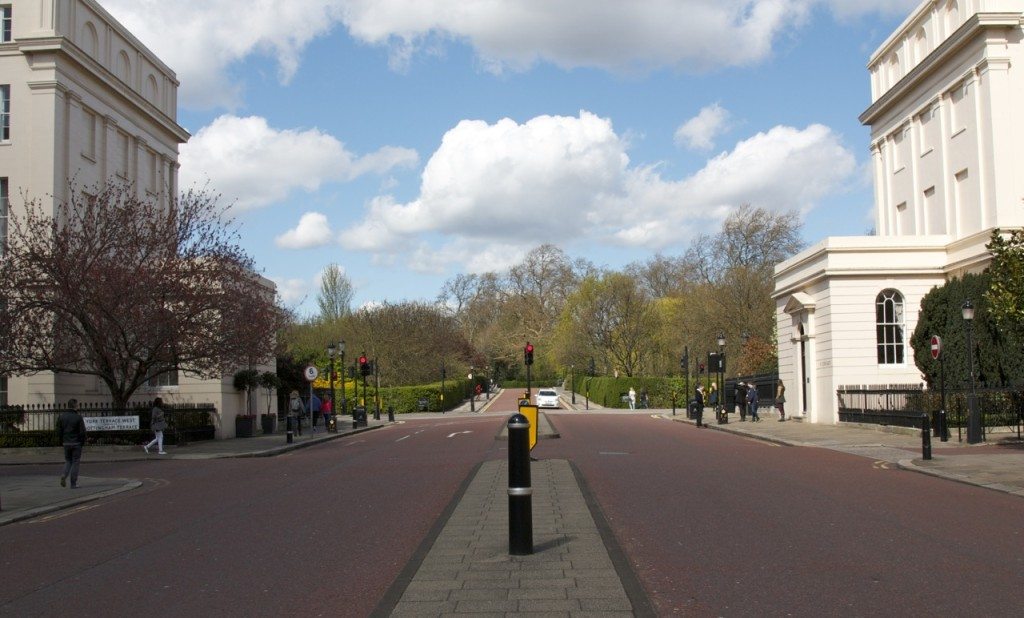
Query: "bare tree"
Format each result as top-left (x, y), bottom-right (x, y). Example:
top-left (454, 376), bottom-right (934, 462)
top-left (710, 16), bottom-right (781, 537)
top-left (0, 180), bottom-right (284, 409)
top-left (316, 263), bottom-right (354, 321)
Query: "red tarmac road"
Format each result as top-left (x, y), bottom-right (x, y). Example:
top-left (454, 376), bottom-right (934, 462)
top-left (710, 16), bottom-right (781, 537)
top-left (0, 416), bottom-right (507, 616)
top-left (533, 413), bottom-right (1024, 615)
top-left (3, 397), bottom-right (1023, 616)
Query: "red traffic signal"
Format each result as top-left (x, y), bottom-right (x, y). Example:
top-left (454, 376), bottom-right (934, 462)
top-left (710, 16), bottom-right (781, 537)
top-left (358, 355), bottom-right (367, 365)
top-left (358, 355), bottom-right (370, 376)
top-left (524, 342), bottom-right (534, 366)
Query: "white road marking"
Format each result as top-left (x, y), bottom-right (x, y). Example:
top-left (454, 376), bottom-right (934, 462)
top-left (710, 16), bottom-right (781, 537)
top-left (446, 431), bottom-right (473, 438)
top-left (396, 435), bottom-right (411, 442)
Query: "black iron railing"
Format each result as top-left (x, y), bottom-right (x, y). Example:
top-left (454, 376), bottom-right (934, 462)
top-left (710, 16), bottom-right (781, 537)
top-left (837, 385), bottom-right (1024, 439)
top-left (0, 401), bottom-right (217, 447)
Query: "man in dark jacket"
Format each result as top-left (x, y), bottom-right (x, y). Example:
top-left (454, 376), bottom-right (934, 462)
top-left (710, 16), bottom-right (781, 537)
top-left (56, 399), bottom-right (87, 488)
top-left (746, 383), bottom-right (761, 422)
top-left (694, 384), bottom-right (705, 428)
top-left (734, 383), bottom-right (747, 421)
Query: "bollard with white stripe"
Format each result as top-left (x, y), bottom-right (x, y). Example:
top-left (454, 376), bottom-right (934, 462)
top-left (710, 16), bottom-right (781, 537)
top-left (507, 413), bottom-right (533, 555)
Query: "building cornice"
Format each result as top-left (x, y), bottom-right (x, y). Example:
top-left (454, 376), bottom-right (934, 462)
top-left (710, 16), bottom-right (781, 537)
top-left (860, 12), bottom-right (1023, 126)
top-left (19, 37), bottom-right (189, 145)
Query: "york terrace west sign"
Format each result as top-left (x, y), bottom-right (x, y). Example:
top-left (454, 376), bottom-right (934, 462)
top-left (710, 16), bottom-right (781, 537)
top-left (83, 416), bottom-right (140, 431)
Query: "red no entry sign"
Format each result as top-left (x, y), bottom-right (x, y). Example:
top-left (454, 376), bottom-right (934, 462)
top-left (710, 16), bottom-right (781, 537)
top-left (930, 335), bottom-right (942, 360)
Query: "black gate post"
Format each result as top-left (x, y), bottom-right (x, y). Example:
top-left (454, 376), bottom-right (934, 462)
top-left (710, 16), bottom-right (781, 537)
top-left (921, 413), bottom-right (932, 460)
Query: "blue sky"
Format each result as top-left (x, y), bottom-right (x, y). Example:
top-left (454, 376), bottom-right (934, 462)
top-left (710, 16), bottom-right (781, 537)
top-left (102, 0), bottom-right (921, 313)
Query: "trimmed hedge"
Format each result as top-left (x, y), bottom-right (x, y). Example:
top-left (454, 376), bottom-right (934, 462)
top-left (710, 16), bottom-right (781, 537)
top-left (570, 376), bottom-right (692, 409)
top-left (372, 379), bottom-right (478, 413)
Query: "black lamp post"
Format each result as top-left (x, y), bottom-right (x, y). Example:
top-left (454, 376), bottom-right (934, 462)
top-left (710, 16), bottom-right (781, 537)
top-left (441, 362), bottom-right (446, 414)
top-left (327, 343), bottom-right (336, 431)
top-left (717, 332), bottom-right (726, 422)
top-left (962, 300), bottom-right (982, 443)
top-left (338, 340), bottom-right (346, 417)
top-left (469, 366), bottom-right (475, 412)
top-left (570, 364), bottom-right (576, 405)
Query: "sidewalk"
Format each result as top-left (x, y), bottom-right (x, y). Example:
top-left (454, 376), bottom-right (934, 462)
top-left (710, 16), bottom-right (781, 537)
top-left (665, 407), bottom-right (1024, 499)
top-left (0, 420), bottom-right (388, 526)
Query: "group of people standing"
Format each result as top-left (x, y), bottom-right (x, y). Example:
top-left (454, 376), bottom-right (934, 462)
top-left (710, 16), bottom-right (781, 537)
top-left (288, 390), bottom-right (335, 434)
top-left (692, 379), bottom-right (787, 426)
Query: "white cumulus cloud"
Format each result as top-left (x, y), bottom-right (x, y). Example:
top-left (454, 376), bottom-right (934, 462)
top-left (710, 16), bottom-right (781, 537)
top-left (276, 212), bottom-right (335, 249)
top-left (102, 1), bottom-right (920, 109)
top-left (268, 276), bottom-right (310, 305)
top-left (340, 111), bottom-right (857, 269)
top-left (101, 0), bottom-right (347, 108)
top-left (675, 103), bottom-right (731, 151)
top-left (340, 0), bottom-right (813, 73)
top-left (179, 115), bottom-right (418, 211)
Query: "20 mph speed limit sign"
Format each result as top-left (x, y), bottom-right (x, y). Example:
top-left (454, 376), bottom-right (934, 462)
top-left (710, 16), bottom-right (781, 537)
top-left (304, 365), bottom-right (319, 382)
top-left (930, 335), bottom-right (942, 360)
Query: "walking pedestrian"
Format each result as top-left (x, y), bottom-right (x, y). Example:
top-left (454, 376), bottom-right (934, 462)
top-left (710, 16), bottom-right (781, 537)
top-left (309, 391), bottom-right (322, 432)
top-left (735, 382), bottom-right (747, 421)
top-left (747, 382), bottom-right (761, 422)
top-left (628, 387), bottom-right (636, 410)
top-left (144, 397), bottom-right (168, 454)
top-left (56, 399), bottom-right (86, 489)
top-left (775, 379), bottom-right (787, 421)
top-left (321, 396), bottom-right (333, 429)
top-left (694, 384), bottom-right (705, 427)
top-left (640, 389), bottom-right (649, 409)
top-left (289, 390), bottom-right (305, 436)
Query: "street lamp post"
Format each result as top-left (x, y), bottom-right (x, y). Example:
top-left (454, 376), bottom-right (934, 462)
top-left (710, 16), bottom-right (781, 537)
top-left (338, 340), bottom-right (346, 417)
top-left (469, 366), bottom-right (475, 412)
top-left (327, 343), bottom-right (336, 432)
top-left (586, 357), bottom-right (595, 410)
top-left (441, 362), bottom-right (446, 414)
top-left (716, 332), bottom-right (726, 423)
top-left (571, 364), bottom-right (576, 405)
top-left (962, 300), bottom-right (982, 443)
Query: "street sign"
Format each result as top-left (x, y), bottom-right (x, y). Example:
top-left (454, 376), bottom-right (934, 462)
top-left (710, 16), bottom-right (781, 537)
top-left (930, 335), bottom-right (942, 360)
top-left (304, 365), bottom-right (319, 382)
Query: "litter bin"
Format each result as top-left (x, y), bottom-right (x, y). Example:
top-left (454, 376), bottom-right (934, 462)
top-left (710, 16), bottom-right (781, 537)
top-left (417, 398), bottom-right (429, 412)
top-left (353, 406), bottom-right (368, 428)
top-left (687, 399), bottom-right (698, 420)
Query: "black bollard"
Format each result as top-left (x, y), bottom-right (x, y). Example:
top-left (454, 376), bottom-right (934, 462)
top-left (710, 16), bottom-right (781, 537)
top-left (939, 409), bottom-right (949, 442)
top-left (286, 415), bottom-right (294, 444)
top-left (507, 413), bottom-right (533, 555)
top-left (387, 405), bottom-right (395, 422)
top-left (921, 413), bottom-right (932, 460)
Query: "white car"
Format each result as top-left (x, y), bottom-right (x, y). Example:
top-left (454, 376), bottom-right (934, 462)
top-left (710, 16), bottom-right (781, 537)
top-left (536, 389), bottom-right (560, 409)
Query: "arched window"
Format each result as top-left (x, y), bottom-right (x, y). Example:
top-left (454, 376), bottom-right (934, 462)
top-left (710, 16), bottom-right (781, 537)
top-left (946, 1), bottom-right (960, 34)
top-left (146, 75), bottom-right (158, 104)
top-left (81, 22), bottom-right (98, 58)
top-left (914, 27), bottom-right (928, 63)
top-left (118, 51), bottom-right (131, 83)
top-left (876, 290), bottom-right (905, 364)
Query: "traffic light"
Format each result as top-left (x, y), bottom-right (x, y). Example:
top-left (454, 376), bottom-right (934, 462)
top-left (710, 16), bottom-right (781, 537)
top-left (359, 355), bottom-right (370, 376)
top-left (524, 342), bottom-right (534, 366)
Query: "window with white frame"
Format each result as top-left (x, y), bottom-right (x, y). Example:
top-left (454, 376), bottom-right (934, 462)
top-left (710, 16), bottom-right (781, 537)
top-left (1, 6), bottom-right (11, 43)
top-left (876, 289), bottom-right (906, 365)
top-left (147, 366), bottom-right (179, 388)
top-left (0, 84), bottom-right (9, 141)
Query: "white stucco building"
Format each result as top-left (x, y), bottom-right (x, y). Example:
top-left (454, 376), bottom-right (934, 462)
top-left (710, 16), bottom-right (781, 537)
top-left (773, 0), bottom-right (1024, 423)
top-left (0, 0), bottom-right (270, 437)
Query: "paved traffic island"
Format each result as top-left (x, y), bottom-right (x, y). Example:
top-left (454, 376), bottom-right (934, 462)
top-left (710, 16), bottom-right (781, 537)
top-left (381, 459), bottom-right (653, 616)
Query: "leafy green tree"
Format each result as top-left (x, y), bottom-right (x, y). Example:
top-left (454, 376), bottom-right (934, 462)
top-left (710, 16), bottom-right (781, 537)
top-left (911, 273), bottom-right (1024, 389)
top-left (316, 263), bottom-right (354, 321)
top-left (985, 228), bottom-right (1024, 337)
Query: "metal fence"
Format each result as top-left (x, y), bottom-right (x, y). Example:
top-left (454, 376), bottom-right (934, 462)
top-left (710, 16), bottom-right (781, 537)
top-left (724, 372), bottom-right (780, 409)
top-left (837, 385), bottom-right (1024, 439)
top-left (0, 401), bottom-right (217, 447)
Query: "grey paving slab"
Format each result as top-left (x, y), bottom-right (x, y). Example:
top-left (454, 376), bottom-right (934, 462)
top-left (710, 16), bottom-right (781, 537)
top-left (386, 459), bottom-right (651, 617)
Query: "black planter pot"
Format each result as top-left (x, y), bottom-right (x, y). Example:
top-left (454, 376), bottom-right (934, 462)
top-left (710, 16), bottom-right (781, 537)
top-left (260, 415), bottom-right (277, 435)
top-left (235, 415), bottom-right (256, 438)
